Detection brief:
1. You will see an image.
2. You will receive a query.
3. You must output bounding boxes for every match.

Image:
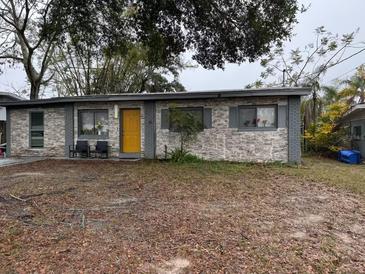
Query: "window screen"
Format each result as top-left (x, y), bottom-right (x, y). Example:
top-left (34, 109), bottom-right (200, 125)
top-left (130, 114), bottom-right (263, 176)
top-left (30, 112), bottom-right (44, 148)
top-left (169, 107), bottom-right (203, 132)
top-left (238, 106), bottom-right (277, 129)
top-left (79, 110), bottom-right (108, 137)
top-left (257, 107), bottom-right (276, 128)
top-left (239, 107), bottom-right (256, 128)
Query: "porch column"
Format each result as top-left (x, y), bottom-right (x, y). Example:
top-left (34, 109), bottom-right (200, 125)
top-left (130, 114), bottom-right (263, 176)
top-left (64, 104), bottom-right (74, 157)
top-left (288, 96), bottom-right (301, 164)
top-left (144, 101), bottom-right (156, 159)
top-left (6, 108), bottom-right (11, 157)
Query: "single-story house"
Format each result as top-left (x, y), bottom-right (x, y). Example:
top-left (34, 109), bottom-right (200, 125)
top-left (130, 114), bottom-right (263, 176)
top-left (339, 103), bottom-right (365, 158)
top-left (0, 92), bottom-right (23, 144)
top-left (2, 88), bottom-right (310, 163)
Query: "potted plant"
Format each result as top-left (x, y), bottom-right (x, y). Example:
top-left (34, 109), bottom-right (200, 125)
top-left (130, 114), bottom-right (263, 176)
top-left (96, 121), bottom-right (103, 135)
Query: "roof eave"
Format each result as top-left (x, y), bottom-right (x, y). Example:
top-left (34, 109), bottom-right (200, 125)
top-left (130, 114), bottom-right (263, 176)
top-left (1, 88), bottom-right (311, 108)
top-left (338, 104), bottom-right (365, 124)
top-left (0, 92), bottom-right (24, 101)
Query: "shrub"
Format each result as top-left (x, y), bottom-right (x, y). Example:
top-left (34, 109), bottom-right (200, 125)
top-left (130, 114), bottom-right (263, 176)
top-left (168, 148), bottom-right (203, 163)
top-left (169, 107), bottom-right (202, 151)
top-left (304, 102), bottom-right (350, 154)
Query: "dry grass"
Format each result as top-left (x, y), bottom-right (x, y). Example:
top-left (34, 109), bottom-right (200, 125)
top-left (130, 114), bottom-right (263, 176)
top-left (0, 158), bottom-right (364, 273)
top-left (280, 155), bottom-right (365, 195)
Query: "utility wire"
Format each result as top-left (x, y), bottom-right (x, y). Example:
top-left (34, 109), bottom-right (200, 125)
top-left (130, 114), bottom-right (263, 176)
top-left (326, 63), bottom-right (364, 84)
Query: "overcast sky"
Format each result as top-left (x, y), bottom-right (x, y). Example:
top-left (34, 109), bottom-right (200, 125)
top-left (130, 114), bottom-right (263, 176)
top-left (180, 0), bottom-right (365, 91)
top-left (0, 0), bottom-right (364, 95)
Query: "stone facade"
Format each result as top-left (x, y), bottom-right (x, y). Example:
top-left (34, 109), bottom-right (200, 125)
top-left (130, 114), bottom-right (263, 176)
top-left (74, 102), bottom-right (144, 157)
top-left (10, 107), bottom-right (65, 157)
top-left (156, 97), bottom-right (289, 162)
top-left (8, 96), bottom-right (295, 162)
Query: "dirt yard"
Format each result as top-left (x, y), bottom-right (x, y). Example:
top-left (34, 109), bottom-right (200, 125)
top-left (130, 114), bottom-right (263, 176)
top-left (0, 158), bottom-right (364, 273)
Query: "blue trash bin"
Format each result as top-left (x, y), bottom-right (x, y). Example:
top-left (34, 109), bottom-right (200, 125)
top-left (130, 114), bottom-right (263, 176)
top-left (338, 150), bottom-right (361, 164)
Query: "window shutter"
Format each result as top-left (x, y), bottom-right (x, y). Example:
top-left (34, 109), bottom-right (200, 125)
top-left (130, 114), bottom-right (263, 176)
top-left (278, 105), bottom-right (287, 128)
top-left (229, 107), bottom-right (238, 128)
top-left (161, 109), bottom-right (169, 129)
top-left (203, 108), bottom-right (212, 129)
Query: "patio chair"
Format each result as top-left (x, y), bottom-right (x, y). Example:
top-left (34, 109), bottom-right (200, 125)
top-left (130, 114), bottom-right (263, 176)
top-left (91, 141), bottom-right (109, 159)
top-left (69, 140), bottom-right (90, 158)
top-left (0, 144), bottom-right (5, 158)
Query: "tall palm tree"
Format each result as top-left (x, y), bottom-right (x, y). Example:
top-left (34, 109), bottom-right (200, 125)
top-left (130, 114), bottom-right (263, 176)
top-left (301, 95), bottom-right (324, 132)
top-left (300, 80), bottom-right (323, 132)
top-left (340, 66), bottom-right (365, 105)
top-left (322, 85), bottom-right (340, 106)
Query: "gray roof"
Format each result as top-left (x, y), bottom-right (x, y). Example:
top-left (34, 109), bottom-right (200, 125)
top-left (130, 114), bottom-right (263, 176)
top-left (338, 103), bottom-right (365, 124)
top-left (0, 92), bottom-right (24, 102)
top-left (1, 87), bottom-right (311, 107)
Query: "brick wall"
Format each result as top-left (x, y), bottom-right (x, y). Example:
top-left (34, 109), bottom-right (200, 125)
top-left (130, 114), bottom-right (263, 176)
top-left (156, 97), bottom-right (289, 163)
top-left (10, 107), bottom-right (65, 157)
top-left (8, 96), bottom-right (295, 162)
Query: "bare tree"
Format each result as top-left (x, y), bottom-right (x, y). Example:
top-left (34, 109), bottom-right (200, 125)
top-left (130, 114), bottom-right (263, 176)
top-left (251, 27), bottom-right (365, 88)
top-left (0, 0), bottom-right (63, 99)
top-left (248, 27), bottom-right (365, 131)
top-left (50, 41), bottom-right (187, 96)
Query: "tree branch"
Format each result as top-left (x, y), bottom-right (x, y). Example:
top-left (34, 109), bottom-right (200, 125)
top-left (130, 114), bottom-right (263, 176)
top-left (0, 55), bottom-right (22, 61)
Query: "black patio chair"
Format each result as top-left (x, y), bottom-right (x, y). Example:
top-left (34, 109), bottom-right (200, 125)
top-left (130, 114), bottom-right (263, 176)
top-left (91, 141), bottom-right (109, 159)
top-left (69, 140), bottom-right (90, 158)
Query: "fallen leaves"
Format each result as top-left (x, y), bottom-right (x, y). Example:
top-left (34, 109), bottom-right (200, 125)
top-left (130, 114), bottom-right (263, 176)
top-left (0, 159), bottom-right (364, 273)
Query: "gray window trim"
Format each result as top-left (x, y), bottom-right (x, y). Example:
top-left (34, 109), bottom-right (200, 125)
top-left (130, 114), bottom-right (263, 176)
top-left (168, 107), bottom-right (204, 132)
top-left (237, 105), bottom-right (278, 131)
top-left (29, 111), bottom-right (44, 149)
top-left (78, 109), bottom-right (109, 139)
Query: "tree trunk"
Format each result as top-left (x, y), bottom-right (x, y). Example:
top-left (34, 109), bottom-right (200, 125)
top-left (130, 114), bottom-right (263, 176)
top-left (312, 90), bottom-right (317, 137)
top-left (30, 80), bottom-right (41, 99)
top-left (303, 115), bottom-right (307, 152)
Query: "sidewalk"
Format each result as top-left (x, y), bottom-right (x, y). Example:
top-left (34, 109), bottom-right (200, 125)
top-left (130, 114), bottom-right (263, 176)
top-left (0, 157), bottom-right (45, 168)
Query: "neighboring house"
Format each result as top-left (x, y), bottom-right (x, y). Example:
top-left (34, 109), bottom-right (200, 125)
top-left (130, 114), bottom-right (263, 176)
top-left (2, 88), bottom-right (310, 163)
top-left (339, 103), bottom-right (365, 158)
top-left (0, 92), bottom-right (23, 144)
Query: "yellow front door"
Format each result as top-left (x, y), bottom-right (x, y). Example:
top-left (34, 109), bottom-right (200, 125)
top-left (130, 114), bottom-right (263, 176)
top-left (121, 109), bottom-right (141, 153)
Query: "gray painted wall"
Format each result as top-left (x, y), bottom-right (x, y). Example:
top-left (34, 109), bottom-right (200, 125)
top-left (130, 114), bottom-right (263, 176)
top-left (350, 119), bottom-right (365, 158)
top-left (64, 104), bottom-right (74, 157)
top-left (144, 101), bottom-right (156, 159)
top-left (288, 96), bottom-right (301, 164)
top-left (6, 109), bottom-right (10, 156)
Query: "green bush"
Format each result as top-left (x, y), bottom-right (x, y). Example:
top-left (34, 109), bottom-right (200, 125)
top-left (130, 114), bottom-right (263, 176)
top-left (168, 148), bottom-right (203, 163)
top-left (304, 102), bottom-right (350, 154)
top-left (169, 107), bottom-right (202, 151)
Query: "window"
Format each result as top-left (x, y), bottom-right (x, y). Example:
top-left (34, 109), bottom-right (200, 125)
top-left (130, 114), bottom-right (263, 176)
top-left (30, 112), bottom-right (44, 148)
top-left (238, 106), bottom-right (277, 129)
top-left (353, 126), bottom-right (362, 140)
top-left (78, 110), bottom-right (108, 137)
top-left (169, 107), bottom-right (204, 131)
